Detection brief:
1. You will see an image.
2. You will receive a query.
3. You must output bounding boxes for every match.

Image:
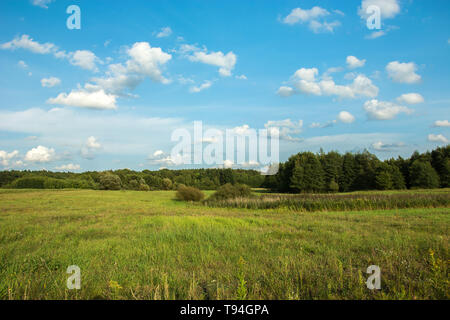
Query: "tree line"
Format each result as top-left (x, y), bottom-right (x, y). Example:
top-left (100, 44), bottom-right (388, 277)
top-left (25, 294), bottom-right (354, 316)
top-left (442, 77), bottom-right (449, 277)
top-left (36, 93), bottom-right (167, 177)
top-left (263, 145), bottom-right (449, 193)
top-left (0, 168), bottom-right (265, 191)
top-left (0, 145), bottom-right (448, 192)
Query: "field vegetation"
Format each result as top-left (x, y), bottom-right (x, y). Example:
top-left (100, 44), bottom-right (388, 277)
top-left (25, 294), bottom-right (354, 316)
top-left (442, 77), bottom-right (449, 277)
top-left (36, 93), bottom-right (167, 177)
top-left (0, 188), bottom-right (448, 300)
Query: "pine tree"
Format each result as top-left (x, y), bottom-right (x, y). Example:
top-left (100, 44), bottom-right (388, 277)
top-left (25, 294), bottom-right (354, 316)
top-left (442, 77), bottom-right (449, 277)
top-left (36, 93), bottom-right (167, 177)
top-left (409, 160), bottom-right (440, 189)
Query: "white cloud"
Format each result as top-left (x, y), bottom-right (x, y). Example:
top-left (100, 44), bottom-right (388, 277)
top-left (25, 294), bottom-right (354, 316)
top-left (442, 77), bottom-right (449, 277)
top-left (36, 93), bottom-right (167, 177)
top-left (41, 77), bottom-right (61, 88)
top-left (358, 0), bottom-right (400, 19)
top-left (32, 0), bottom-right (54, 8)
top-left (236, 74), bottom-right (247, 80)
top-left (363, 99), bottom-right (413, 120)
top-left (283, 6), bottom-right (329, 24)
top-left (308, 20), bottom-right (341, 33)
top-left (25, 146), bottom-right (55, 163)
top-left (428, 134), bottom-right (448, 144)
top-left (189, 80), bottom-right (212, 93)
top-left (296, 79), bottom-right (323, 95)
top-left (366, 30), bottom-right (386, 39)
top-left (1, 34), bottom-right (57, 55)
top-left (156, 27), bottom-right (173, 38)
top-left (282, 6), bottom-right (341, 33)
top-left (287, 67), bottom-right (378, 99)
top-left (277, 86), bottom-right (295, 97)
top-left (126, 42), bottom-right (172, 82)
top-left (0, 108), bottom-right (186, 159)
top-left (337, 111), bottom-right (356, 123)
top-left (396, 93), bottom-right (424, 104)
top-left (1, 35), bottom-right (106, 73)
top-left (371, 141), bottom-right (405, 151)
top-left (223, 159), bottom-right (234, 169)
top-left (153, 150), bottom-right (164, 157)
top-left (188, 49), bottom-right (237, 77)
top-left (86, 136), bottom-right (101, 149)
top-left (47, 88), bottom-right (117, 110)
top-left (89, 42), bottom-right (172, 96)
top-left (309, 122), bottom-right (322, 128)
top-left (69, 50), bottom-right (101, 71)
top-left (55, 163), bottom-right (81, 171)
top-left (81, 136), bottom-right (102, 159)
top-left (346, 56), bottom-right (366, 69)
top-left (18, 60), bottom-right (28, 68)
top-left (386, 61), bottom-right (421, 84)
top-left (293, 67), bottom-right (319, 81)
top-left (0, 150), bottom-right (19, 166)
top-left (433, 120), bottom-right (450, 127)
top-left (264, 119), bottom-right (303, 142)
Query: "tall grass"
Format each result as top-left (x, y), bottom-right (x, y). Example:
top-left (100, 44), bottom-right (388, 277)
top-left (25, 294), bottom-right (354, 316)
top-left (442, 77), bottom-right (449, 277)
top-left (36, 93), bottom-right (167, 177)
top-left (205, 192), bottom-right (450, 212)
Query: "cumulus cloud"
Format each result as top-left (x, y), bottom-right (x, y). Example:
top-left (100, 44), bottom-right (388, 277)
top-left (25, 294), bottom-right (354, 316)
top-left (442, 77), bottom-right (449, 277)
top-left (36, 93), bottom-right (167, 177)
top-left (288, 67), bottom-right (378, 99)
top-left (0, 150), bottom-right (19, 166)
top-left (363, 99), bottom-right (413, 120)
top-left (55, 163), bottom-right (81, 171)
top-left (346, 56), bottom-right (366, 69)
top-left (236, 74), bottom-right (247, 80)
top-left (1, 35), bottom-right (104, 73)
top-left (282, 6), bottom-right (341, 33)
top-left (86, 136), bottom-right (101, 149)
top-left (189, 80), bottom-right (213, 93)
top-left (126, 42), bottom-right (172, 81)
top-left (69, 50), bottom-right (101, 71)
top-left (25, 146), bottom-right (55, 163)
top-left (386, 61), bottom-right (421, 84)
top-left (433, 120), bottom-right (450, 127)
top-left (89, 42), bottom-right (172, 96)
top-left (81, 136), bottom-right (102, 159)
top-left (428, 134), bottom-right (448, 144)
top-left (47, 88), bottom-right (117, 110)
top-left (277, 86), bottom-right (295, 97)
top-left (156, 27), bottom-right (173, 38)
top-left (396, 93), bottom-right (424, 104)
top-left (41, 77), bottom-right (61, 88)
top-left (188, 49), bottom-right (237, 77)
top-left (358, 0), bottom-right (400, 19)
top-left (337, 111), bottom-right (356, 123)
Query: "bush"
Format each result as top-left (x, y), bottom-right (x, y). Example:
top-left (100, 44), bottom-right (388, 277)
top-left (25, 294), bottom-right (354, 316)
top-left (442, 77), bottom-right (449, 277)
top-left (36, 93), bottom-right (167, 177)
top-left (176, 184), bottom-right (205, 202)
top-left (11, 176), bottom-right (47, 189)
top-left (161, 178), bottom-right (173, 190)
top-left (208, 183), bottom-right (253, 201)
top-left (99, 172), bottom-right (122, 190)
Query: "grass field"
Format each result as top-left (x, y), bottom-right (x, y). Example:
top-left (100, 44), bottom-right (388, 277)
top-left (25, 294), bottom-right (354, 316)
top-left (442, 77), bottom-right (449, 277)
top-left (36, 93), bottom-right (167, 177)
top-left (0, 189), bottom-right (448, 300)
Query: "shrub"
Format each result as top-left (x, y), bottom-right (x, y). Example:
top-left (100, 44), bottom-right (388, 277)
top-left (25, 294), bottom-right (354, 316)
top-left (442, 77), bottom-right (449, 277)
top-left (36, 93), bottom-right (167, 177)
top-left (176, 184), bottom-right (205, 202)
top-left (208, 183), bottom-right (253, 201)
top-left (99, 172), bottom-right (122, 190)
top-left (161, 178), bottom-right (173, 190)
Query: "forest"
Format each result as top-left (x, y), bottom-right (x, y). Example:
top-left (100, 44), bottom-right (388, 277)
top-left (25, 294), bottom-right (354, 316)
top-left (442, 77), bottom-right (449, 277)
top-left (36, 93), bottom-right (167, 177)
top-left (0, 145), bottom-right (448, 193)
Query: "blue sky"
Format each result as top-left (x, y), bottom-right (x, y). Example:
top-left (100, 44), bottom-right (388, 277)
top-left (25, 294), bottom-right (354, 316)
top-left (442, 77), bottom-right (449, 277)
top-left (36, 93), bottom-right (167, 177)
top-left (0, 0), bottom-right (449, 172)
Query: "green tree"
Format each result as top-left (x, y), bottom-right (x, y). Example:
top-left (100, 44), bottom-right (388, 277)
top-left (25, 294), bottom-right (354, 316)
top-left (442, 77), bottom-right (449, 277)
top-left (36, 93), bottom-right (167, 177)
top-left (99, 172), bottom-right (122, 190)
top-left (161, 178), bottom-right (173, 190)
top-left (409, 160), bottom-right (440, 189)
top-left (289, 152), bottom-right (324, 193)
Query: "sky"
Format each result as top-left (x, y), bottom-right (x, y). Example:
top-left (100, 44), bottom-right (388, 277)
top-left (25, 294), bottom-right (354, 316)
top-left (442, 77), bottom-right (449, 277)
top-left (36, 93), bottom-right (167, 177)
top-left (0, 0), bottom-right (449, 172)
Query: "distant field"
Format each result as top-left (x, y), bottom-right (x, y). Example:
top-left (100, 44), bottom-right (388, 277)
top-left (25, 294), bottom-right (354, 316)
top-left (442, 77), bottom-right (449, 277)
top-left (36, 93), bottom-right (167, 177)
top-left (0, 189), bottom-right (448, 300)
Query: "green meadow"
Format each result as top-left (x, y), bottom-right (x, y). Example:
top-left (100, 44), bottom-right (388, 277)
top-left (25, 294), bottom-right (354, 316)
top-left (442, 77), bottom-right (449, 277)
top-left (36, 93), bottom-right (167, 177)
top-left (0, 189), bottom-right (448, 300)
